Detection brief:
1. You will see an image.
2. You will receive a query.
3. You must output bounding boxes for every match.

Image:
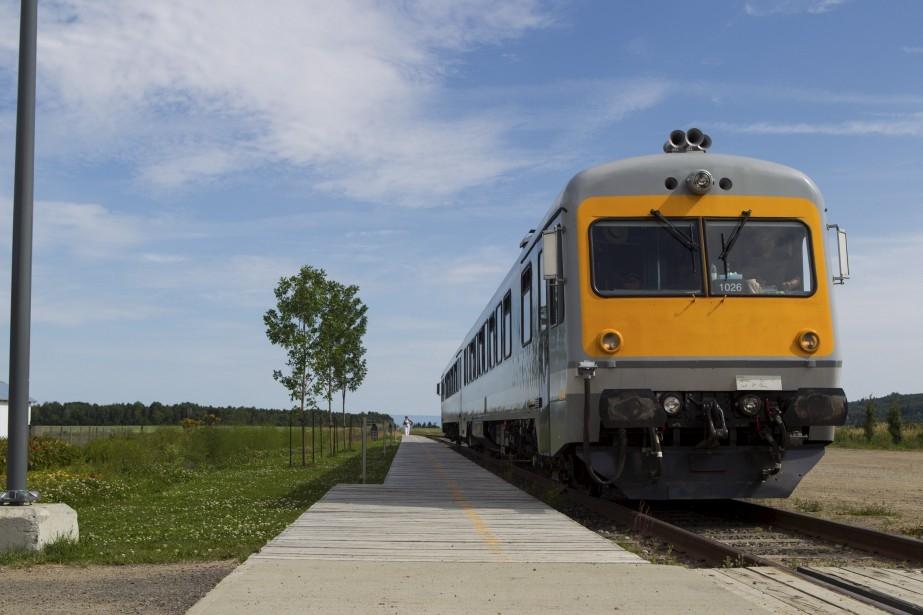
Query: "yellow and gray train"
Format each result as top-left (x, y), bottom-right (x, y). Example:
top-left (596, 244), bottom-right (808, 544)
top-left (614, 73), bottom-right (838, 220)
top-left (438, 129), bottom-right (850, 499)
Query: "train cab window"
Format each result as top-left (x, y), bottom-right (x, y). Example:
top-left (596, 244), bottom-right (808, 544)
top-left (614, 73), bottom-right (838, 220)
top-left (521, 266), bottom-right (533, 345)
top-left (591, 220), bottom-right (703, 295)
top-left (549, 278), bottom-right (564, 327)
top-left (502, 292), bottom-right (512, 358)
top-left (705, 219), bottom-right (814, 296)
top-left (538, 252), bottom-right (548, 331)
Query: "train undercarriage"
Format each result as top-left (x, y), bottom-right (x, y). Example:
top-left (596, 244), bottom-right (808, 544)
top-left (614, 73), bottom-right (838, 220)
top-left (443, 388), bottom-right (846, 500)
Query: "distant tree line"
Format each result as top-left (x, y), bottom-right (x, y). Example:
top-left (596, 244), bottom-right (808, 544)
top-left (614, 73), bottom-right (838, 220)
top-left (847, 392), bottom-right (922, 425)
top-left (31, 401), bottom-right (392, 429)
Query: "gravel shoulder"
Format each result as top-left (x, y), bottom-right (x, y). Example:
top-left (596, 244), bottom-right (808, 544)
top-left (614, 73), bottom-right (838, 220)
top-left (750, 447), bottom-right (923, 538)
top-left (0, 560), bottom-right (236, 615)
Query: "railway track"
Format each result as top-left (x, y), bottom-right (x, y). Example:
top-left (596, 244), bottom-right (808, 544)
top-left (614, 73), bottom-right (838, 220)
top-left (432, 437), bottom-right (923, 614)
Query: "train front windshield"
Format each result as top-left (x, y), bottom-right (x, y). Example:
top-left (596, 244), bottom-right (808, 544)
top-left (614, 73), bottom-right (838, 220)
top-left (705, 220), bottom-right (814, 296)
top-left (590, 218), bottom-right (815, 296)
top-left (591, 220), bottom-right (702, 295)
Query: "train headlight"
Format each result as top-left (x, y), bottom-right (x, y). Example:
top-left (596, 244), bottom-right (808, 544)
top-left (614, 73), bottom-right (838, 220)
top-left (599, 329), bottom-right (622, 353)
top-left (662, 394), bottom-right (683, 416)
top-left (686, 169), bottom-right (714, 195)
top-left (797, 330), bottom-right (820, 353)
top-left (737, 394), bottom-right (762, 416)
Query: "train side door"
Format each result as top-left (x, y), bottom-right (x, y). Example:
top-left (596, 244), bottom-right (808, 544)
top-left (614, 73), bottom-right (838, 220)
top-left (537, 248), bottom-right (551, 454)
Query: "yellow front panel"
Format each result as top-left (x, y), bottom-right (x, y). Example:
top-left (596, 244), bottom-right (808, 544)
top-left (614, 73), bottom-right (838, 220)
top-left (577, 195), bottom-right (834, 358)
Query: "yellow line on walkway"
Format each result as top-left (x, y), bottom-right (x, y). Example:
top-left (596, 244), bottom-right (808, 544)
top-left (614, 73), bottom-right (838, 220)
top-left (425, 450), bottom-right (510, 562)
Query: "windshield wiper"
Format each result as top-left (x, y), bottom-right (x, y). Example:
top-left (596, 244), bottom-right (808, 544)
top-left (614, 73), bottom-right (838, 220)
top-left (650, 209), bottom-right (698, 251)
top-left (719, 209), bottom-right (753, 262)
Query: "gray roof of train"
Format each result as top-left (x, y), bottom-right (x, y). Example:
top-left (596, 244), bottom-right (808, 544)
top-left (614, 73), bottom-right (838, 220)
top-left (534, 152), bottom-right (822, 243)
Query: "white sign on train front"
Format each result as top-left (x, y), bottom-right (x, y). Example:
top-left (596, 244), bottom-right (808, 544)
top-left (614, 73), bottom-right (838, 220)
top-left (736, 375), bottom-right (782, 391)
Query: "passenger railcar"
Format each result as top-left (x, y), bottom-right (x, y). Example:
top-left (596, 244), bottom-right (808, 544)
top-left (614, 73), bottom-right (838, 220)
top-left (438, 129), bottom-right (850, 499)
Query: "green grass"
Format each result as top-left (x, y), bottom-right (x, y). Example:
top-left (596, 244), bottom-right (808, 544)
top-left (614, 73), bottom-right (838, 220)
top-left (792, 498), bottom-right (823, 513)
top-left (837, 503), bottom-right (898, 518)
top-left (0, 427), bottom-right (398, 566)
top-left (832, 424), bottom-right (923, 450)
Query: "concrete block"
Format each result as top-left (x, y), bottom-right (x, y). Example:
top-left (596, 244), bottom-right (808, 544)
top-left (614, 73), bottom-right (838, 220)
top-left (0, 503), bottom-right (79, 552)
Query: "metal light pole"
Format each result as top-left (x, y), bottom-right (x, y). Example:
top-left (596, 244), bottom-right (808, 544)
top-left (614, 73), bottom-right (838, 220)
top-left (1, 0), bottom-right (38, 506)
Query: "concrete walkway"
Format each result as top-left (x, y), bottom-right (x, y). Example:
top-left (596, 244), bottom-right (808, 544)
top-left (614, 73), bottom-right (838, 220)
top-left (187, 436), bottom-right (780, 613)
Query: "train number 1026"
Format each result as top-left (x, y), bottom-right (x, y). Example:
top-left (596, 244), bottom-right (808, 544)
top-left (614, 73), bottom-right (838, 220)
top-left (715, 281), bottom-right (743, 293)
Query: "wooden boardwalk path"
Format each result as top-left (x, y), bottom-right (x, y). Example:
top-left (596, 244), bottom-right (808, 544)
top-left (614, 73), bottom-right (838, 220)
top-left (190, 435), bottom-right (916, 613)
top-left (254, 435), bottom-right (645, 564)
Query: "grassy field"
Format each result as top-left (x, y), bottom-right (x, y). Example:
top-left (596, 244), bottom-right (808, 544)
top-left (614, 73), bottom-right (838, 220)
top-left (0, 426), bottom-right (398, 566)
top-left (832, 423), bottom-right (923, 450)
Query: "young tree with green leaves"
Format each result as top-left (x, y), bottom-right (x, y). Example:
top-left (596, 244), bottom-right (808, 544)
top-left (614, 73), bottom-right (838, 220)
top-left (315, 280), bottom-right (368, 455)
top-left (336, 289), bottom-right (367, 451)
top-left (887, 399), bottom-right (903, 444)
top-left (264, 266), bottom-right (328, 465)
top-left (863, 398), bottom-right (876, 442)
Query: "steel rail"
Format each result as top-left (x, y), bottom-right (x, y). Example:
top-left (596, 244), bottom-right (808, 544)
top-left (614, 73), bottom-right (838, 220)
top-left (722, 499), bottom-right (923, 566)
top-left (432, 437), bottom-right (917, 614)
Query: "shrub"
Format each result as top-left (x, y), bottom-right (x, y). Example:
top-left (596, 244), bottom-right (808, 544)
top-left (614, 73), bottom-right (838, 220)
top-left (863, 399), bottom-right (876, 442)
top-left (0, 436), bottom-right (80, 472)
top-left (887, 402), bottom-right (903, 444)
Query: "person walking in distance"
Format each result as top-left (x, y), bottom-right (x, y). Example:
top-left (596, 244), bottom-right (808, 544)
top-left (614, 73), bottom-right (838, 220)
top-left (403, 416), bottom-right (412, 436)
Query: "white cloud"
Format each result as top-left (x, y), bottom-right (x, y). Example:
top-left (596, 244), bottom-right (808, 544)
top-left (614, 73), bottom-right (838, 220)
top-left (141, 253), bottom-right (186, 264)
top-left (713, 113), bottom-right (923, 137)
top-left (744, 0), bottom-right (846, 16)
top-left (0, 197), bottom-right (154, 259)
top-left (837, 233), bottom-right (923, 397)
top-left (903, 46), bottom-right (923, 55)
top-left (0, 0), bottom-right (552, 204)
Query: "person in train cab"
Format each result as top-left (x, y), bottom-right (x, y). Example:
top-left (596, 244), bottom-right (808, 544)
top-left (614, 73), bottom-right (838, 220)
top-left (742, 230), bottom-right (804, 294)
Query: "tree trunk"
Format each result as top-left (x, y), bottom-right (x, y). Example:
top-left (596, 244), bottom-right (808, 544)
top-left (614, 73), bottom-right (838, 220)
top-left (300, 380), bottom-right (306, 467)
top-left (327, 372), bottom-right (334, 456)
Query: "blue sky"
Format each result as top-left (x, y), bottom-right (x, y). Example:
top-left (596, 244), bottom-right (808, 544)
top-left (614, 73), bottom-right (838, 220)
top-left (0, 0), bottom-right (920, 413)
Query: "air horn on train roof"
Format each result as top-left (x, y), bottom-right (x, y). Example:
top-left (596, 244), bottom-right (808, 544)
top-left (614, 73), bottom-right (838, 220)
top-left (663, 128), bottom-right (712, 153)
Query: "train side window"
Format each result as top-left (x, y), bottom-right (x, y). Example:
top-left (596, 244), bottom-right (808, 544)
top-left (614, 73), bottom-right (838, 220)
top-left (478, 326), bottom-right (486, 377)
top-left (521, 265), bottom-right (533, 346)
top-left (463, 348), bottom-right (467, 385)
top-left (502, 292), bottom-right (512, 358)
top-left (488, 314), bottom-right (496, 369)
top-left (494, 304), bottom-right (502, 364)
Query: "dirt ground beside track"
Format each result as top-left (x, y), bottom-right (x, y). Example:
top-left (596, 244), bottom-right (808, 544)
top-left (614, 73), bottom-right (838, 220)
top-left (751, 447), bottom-right (923, 538)
top-left (0, 560), bottom-right (235, 615)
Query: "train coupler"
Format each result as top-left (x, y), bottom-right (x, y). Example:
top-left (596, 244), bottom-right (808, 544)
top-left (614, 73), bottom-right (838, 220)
top-left (695, 398), bottom-right (728, 448)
